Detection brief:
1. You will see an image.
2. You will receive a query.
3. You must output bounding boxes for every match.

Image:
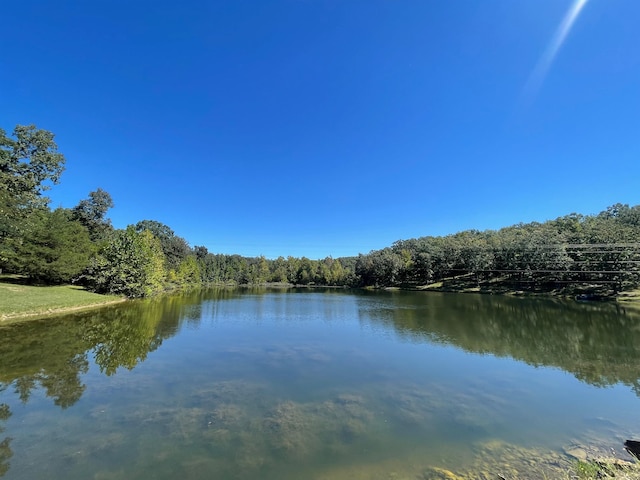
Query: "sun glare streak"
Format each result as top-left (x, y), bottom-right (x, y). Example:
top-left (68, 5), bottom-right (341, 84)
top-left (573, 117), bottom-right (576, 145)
top-left (521, 0), bottom-right (589, 105)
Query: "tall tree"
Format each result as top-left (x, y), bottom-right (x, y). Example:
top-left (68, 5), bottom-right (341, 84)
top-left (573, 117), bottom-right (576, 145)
top-left (7, 208), bottom-right (94, 284)
top-left (71, 188), bottom-right (114, 241)
top-left (0, 125), bottom-right (66, 268)
top-left (0, 125), bottom-right (65, 203)
top-left (134, 220), bottom-right (191, 271)
top-left (270, 256), bottom-right (289, 283)
top-left (175, 256), bottom-right (201, 285)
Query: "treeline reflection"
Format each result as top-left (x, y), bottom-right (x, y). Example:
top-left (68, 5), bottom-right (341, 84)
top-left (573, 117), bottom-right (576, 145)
top-left (0, 288), bottom-right (244, 407)
top-left (363, 292), bottom-right (640, 393)
top-left (3, 289), bottom-right (639, 410)
top-left (0, 287), bottom-right (247, 476)
top-left (1, 289), bottom-right (640, 476)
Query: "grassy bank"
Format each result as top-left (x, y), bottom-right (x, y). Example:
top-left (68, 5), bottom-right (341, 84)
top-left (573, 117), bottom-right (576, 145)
top-left (0, 276), bottom-right (124, 321)
top-left (412, 273), bottom-right (640, 305)
top-left (617, 288), bottom-right (640, 305)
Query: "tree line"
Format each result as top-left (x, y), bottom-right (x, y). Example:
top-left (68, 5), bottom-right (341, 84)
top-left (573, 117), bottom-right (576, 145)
top-left (2, 124), bottom-right (639, 297)
top-left (0, 124), bottom-right (358, 296)
top-left (355, 204), bottom-right (640, 292)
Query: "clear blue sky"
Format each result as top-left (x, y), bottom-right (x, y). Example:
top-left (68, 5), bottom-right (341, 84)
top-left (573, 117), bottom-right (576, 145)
top-left (2, 0), bottom-right (639, 259)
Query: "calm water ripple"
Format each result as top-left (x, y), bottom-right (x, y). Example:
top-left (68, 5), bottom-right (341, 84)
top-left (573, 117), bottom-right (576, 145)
top-left (1, 288), bottom-right (640, 479)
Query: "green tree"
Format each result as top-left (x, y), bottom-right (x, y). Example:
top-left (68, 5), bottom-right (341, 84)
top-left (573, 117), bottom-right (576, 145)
top-left (294, 257), bottom-right (317, 285)
top-left (175, 255), bottom-right (201, 286)
top-left (71, 188), bottom-right (114, 241)
top-left (134, 220), bottom-right (191, 271)
top-left (194, 245), bottom-right (208, 260)
top-left (0, 125), bottom-right (66, 268)
top-left (356, 249), bottom-right (403, 287)
top-left (330, 258), bottom-right (346, 285)
top-left (0, 125), bottom-right (65, 204)
top-left (270, 256), bottom-right (289, 283)
top-left (454, 230), bottom-right (495, 285)
top-left (86, 226), bottom-right (166, 297)
top-left (257, 255), bottom-right (270, 283)
top-left (134, 220), bottom-right (174, 241)
top-left (286, 256), bottom-right (300, 284)
top-left (7, 208), bottom-right (94, 284)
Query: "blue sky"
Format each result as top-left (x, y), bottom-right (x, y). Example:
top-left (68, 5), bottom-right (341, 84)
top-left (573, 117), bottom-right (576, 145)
top-left (2, 0), bottom-right (639, 259)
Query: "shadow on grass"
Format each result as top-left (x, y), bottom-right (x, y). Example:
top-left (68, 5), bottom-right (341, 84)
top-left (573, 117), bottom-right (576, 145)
top-left (421, 274), bottom-right (619, 299)
top-left (0, 274), bottom-right (30, 285)
top-left (0, 274), bottom-right (73, 287)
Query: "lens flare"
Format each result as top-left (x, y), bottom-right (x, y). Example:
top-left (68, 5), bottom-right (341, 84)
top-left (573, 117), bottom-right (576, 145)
top-left (522, 0), bottom-right (589, 104)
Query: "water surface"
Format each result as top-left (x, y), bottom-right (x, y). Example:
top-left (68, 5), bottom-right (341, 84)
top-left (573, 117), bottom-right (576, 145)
top-left (1, 289), bottom-right (640, 479)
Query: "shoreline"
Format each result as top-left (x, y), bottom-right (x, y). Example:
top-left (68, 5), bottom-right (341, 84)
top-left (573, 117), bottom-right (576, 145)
top-left (0, 297), bottom-right (127, 324)
top-left (3, 280), bottom-right (640, 323)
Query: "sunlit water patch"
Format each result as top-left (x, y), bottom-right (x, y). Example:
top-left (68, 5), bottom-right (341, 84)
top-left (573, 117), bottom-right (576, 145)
top-left (1, 288), bottom-right (640, 479)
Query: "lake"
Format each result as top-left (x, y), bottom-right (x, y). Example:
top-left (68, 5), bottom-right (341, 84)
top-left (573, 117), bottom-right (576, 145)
top-left (1, 288), bottom-right (640, 479)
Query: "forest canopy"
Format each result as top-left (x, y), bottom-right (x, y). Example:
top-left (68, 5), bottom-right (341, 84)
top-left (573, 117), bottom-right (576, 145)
top-left (2, 124), bottom-right (639, 297)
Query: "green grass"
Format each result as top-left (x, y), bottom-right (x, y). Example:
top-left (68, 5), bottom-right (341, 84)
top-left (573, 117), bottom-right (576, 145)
top-left (618, 288), bottom-right (640, 303)
top-left (572, 459), bottom-right (640, 480)
top-left (575, 460), bottom-right (604, 479)
top-left (0, 276), bottom-right (123, 321)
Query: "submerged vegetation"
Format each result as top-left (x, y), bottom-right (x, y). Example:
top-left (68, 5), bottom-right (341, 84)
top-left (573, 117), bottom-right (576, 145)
top-left (2, 289), bottom-right (640, 477)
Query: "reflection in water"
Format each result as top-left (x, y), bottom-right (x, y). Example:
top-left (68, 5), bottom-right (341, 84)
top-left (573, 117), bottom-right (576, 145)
top-left (0, 288), bottom-right (242, 478)
top-left (0, 399), bottom-right (10, 477)
top-left (1, 288), bottom-right (640, 479)
top-left (361, 292), bottom-right (640, 394)
top-left (0, 288), bottom-right (240, 410)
